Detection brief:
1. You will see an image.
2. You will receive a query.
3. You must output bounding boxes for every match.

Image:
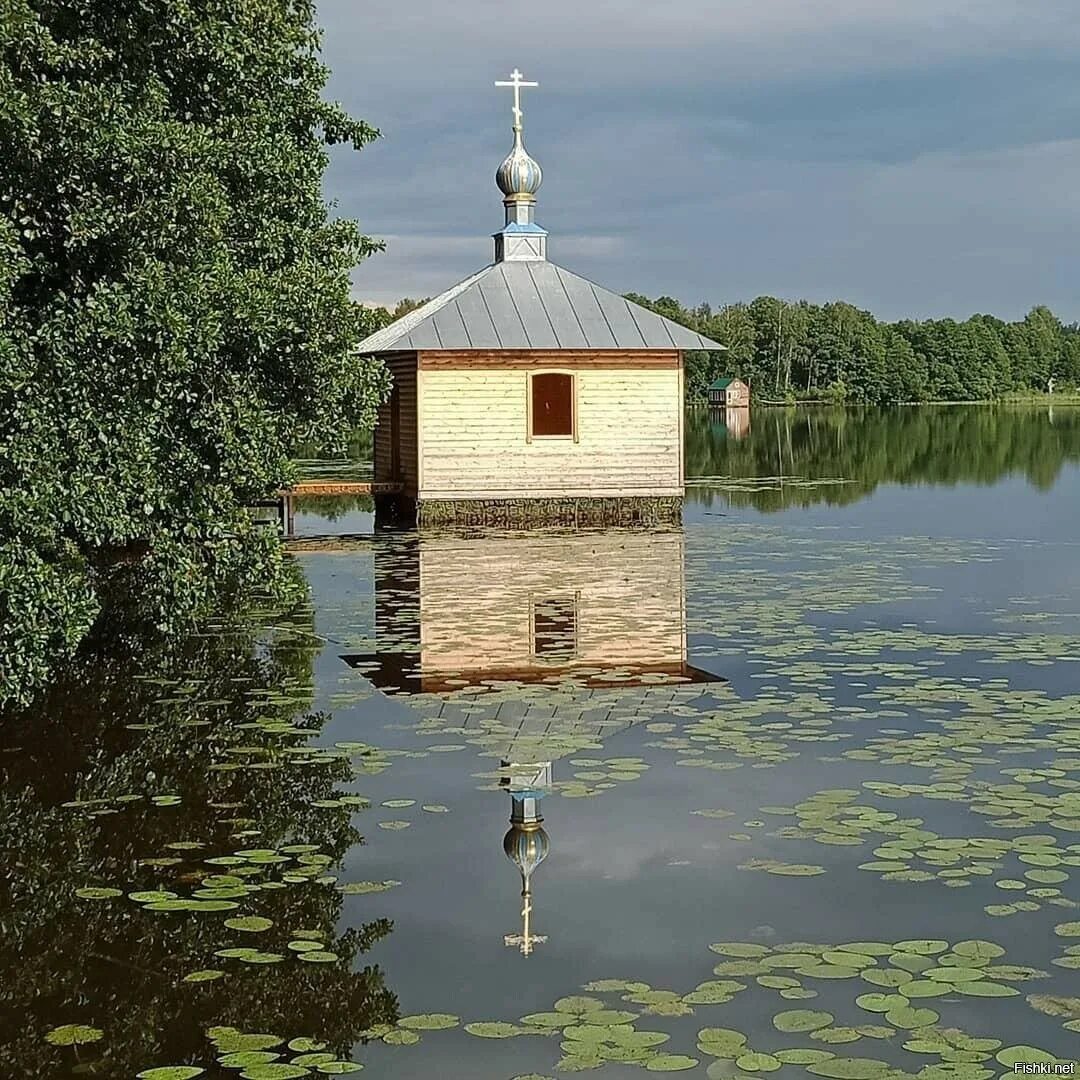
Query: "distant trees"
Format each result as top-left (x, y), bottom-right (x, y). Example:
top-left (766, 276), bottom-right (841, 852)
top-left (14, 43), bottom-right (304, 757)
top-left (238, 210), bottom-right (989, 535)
top-left (366, 290), bottom-right (1080, 402)
top-left (625, 293), bottom-right (1080, 403)
top-left (360, 296), bottom-right (431, 336)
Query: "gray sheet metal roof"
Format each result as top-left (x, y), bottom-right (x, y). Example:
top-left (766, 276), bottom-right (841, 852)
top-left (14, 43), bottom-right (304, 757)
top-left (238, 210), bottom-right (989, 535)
top-left (356, 261), bottom-right (726, 353)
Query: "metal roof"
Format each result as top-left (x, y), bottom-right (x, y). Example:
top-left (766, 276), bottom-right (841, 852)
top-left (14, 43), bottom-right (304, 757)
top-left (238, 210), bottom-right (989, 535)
top-left (709, 377), bottom-right (741, 390)
top-left (356, 261), bottom-right (727, 354)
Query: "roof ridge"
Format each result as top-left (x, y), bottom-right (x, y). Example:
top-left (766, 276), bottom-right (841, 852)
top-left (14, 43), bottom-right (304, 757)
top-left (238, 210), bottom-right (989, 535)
top-left (354, 259), bottom-right (726, 353)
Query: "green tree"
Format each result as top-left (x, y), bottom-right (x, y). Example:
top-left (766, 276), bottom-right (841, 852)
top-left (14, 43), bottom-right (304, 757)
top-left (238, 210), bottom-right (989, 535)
top-left (391, 296), bottom-right (431, 319)
top-left (881, 326), bottom-right (928, 402)
top-left (1020, 305), bottom-right (1063, 390)
top-left (0, 0), bottom-right (390, 704)
top-left (706, 303), bottom-right (756, 389)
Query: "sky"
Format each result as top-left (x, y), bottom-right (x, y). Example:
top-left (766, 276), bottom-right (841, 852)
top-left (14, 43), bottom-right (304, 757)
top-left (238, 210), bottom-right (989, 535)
top-left (315, 1), bottom-right (1080, 323)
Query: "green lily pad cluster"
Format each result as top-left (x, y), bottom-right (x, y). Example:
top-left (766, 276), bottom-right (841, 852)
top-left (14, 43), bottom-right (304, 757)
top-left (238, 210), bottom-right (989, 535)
top-left (354, 1014), bottom-right (459, 1047)
top-left (740, 783), bottom-right (1080, 919)
top-left (557, 757), bottom-right (651, 798)
top-left (459, 992), bottom-right (690, 1071)
top-left (189, 1027), bottom-right (363, 1077)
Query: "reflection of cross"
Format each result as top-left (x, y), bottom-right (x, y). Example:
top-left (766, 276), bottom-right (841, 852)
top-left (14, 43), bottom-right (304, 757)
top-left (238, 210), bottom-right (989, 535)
top-left (504, 890), bottom-right (547, 956)
top-left (495, 68), bottom-right (538, 132)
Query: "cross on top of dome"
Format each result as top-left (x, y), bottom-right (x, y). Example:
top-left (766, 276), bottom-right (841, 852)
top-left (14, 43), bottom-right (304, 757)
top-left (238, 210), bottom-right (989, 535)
top-left (495, 68), bottom-right (538, 133)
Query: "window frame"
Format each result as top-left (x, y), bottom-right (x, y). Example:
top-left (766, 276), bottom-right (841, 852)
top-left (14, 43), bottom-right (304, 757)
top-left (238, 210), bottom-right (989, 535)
top-left (529, 592), bottom-right (581, 663)
top-left (526, 370), bottom-right (578, 443)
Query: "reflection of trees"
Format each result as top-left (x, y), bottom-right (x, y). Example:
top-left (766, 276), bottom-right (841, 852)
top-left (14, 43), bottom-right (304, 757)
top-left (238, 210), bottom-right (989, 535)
top-left (686, 405), bottom-right (1080, 511)
top-left (293, 493), bottom-right (375, 520)
top-left (0, 607), bottom-right (397, 1078)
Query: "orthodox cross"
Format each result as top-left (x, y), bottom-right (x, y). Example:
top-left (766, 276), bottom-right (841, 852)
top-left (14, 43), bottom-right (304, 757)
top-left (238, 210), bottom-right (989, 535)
top-left (495, 68), bottom-right (538, 132)
top-left (504, 889), bottom-right (548, 956)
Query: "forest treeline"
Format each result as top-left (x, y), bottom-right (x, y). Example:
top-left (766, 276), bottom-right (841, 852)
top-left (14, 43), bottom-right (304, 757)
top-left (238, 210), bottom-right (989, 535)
top-left (623, 294), bottom-right (1080, 404)
top-left (369, 294), bottom-right (1080, 404)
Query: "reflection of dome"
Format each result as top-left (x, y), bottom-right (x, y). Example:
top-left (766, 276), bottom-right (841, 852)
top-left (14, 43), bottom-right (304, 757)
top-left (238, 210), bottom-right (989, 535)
top-left (502, 784), bottom-right (551, 956)
top-left (503, 821), bottom-right (550, 882)
top-left (496, 131), bottom-right (543, 197)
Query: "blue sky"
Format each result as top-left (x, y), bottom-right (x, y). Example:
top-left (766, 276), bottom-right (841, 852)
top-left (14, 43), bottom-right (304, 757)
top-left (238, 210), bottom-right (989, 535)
top-left (316, 0), bottom-right (1080, 322)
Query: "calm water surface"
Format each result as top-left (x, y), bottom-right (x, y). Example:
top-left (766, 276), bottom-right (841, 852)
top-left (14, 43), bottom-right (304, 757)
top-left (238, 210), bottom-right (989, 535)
top-left (4, 406), bottom-right (1080, 1079)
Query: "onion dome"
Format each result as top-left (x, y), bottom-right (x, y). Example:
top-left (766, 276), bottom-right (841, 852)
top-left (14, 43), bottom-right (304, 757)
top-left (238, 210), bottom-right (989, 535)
top-left (503, 821), bottom-right (550, 884)
top-left (496, 130), bottom-right (543, 197)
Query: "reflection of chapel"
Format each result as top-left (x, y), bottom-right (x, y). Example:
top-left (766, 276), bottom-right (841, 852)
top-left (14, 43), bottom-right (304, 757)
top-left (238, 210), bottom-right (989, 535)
top-left (346, 528), bottom-right (720, 703)
top-left (339, 527), bottom-right (724, 956)
top-left (357, 70), bottom-right (724, 527)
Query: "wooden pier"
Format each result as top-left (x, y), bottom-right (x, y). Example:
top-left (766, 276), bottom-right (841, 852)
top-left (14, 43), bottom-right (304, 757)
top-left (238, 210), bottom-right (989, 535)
top-left (281, 480), bottom-right (402, 497)
top-left (249, 480), bottom-right (402, 537)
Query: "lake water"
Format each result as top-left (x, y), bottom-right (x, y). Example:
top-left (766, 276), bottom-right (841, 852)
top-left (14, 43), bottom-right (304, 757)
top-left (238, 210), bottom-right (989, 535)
top-left (4, 405), bottom-right (1080, 1079)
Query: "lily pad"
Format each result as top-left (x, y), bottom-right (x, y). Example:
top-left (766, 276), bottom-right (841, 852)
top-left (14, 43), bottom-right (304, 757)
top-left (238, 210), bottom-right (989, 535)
top-left (381, 1029), bottom-right (420, 1045)
top-left (709, 943), bottom-right (770, 958)
top-left (464, 1022), bottom-right (525, 1038)
top-left (76, 887), bottom-right (123, 900)
top-left (44, 1024), bottom-right (104, 1046)
top-left (774, 1010), bottom-right (834, 1033)
top-left (238, 1067), bottom-right (310, 1080)
top-left (996, 1047), bottom-right (1058, 1067)
top-left (137, 1070), bottom-right (206, 1080)
top-left (337, 880), bottom-right (401, 895)
top-left (554, 996), bottom-right (605, 1015)
top-left (899, 981), bottom-right (950, 998)
top-left (956, 981), bottom-right (1018, 997)
top-left (183, 969), bottom-right (226, 983)
top-left (855, 993), bottom-right (906, 1013)
top-left (776, 1050), bottom-right (837, 1064)
top-left (894, 939), bottom-right (949, 955)
top-left (224, 916), bottom-right (274, 933)
top-left (883, 1006), bottom-right (938, 1028)
top-left (735, 1053), bottom-right (782, 1072)
top-left (396, 1014), bottom-right (459, 1030)
top-left (646, 1056), bottom-right (701, 1072)
top-left (810, 1028), bottom-right (862, 1045)
top-left (288, 1039), bottom-right (328, 1053)
top-left (212, 1034), bottom-right (284, 1053)
top-left (219, 1052), bottom-right (281, 1068)
top-left (697, 1028), bottom-right (748, 1057)
top-left (808, 1057), bottom-right (893, 1078)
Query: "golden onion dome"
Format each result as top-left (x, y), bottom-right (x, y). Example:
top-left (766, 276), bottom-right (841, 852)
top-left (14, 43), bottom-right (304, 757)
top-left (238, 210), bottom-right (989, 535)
top-left (503, 821), bottom-right (550, 882)
top-left (496, 130), bottom-right (543, 197)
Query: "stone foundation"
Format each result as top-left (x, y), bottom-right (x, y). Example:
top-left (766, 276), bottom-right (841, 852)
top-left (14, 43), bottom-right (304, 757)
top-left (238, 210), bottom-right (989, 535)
top-left (373, 493), bottom-right (418, 529)
top-left (414, 496), bottom-right (683, 528)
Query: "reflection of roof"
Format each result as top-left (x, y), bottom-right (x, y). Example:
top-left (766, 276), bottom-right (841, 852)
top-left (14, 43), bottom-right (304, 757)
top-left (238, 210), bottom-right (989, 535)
top-left (355, 261), bottom-right (727, 354)
top-left (709, 377), bottom-right (741, 390)
top-left (341, 654), bottom-right (725, 695)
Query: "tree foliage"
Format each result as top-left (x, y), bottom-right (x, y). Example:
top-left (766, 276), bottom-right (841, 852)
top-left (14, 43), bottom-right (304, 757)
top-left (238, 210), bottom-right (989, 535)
top-left (0, 604), bottom-right (398, 1075)
top-left (0, 0), bottom-right (389, 704)
top-left (627, 293), bottom-right (1080, 404)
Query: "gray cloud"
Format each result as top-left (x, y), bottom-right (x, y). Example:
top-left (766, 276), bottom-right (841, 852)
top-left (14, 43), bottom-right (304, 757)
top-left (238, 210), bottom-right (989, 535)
top-left (317, 0), bottom-right (1080, 321)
